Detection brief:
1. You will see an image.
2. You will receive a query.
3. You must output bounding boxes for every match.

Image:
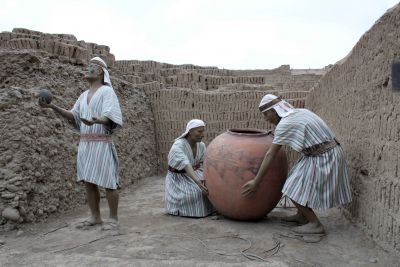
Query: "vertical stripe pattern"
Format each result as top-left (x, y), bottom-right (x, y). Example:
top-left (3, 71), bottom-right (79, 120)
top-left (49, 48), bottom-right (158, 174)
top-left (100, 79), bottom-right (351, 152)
top-left (165, 138), bottom-right (214, 217)
top-left (273, 109), bottom-right (352, 209)
top-left (71, 86), bottom-right (123, 189)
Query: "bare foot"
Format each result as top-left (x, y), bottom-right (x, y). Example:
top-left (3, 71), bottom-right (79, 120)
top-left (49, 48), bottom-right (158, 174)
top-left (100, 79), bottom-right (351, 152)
top-left (281, 213), bottom-right (308, 225)
top-left (292, 222), bottom-right (325, 234)
top-left (101, 219), bottom-right (119, 231)
top-left (75, 218), bottom-right (103, 229)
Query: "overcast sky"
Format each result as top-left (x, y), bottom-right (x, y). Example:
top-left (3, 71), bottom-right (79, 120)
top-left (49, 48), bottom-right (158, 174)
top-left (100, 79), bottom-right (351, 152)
top-left (1, 0), bottom-right (398, 69)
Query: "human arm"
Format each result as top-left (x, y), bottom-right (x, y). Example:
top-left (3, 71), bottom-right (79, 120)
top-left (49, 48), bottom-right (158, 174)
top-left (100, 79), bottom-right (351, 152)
top-left (241, 143), bottom-right (282, 197)
top-left (168, 140), bottom-right (208, 195)
top-left (80, 116), bottom-right (111, 126)
top-left (38, 97), bottom-right (74, 122)
top-left (184, 164), bottom-right (209, 195)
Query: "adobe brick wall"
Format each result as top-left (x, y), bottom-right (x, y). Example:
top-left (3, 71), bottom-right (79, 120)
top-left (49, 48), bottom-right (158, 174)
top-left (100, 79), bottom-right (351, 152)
top-left (113, 58), bottom-right (320, 173)
top-left (306, 4), bottom-right (400, 253)
top-left (149, 88), bottom-right (306, 171)
top-left (114, 60), bottom-right (324, 91)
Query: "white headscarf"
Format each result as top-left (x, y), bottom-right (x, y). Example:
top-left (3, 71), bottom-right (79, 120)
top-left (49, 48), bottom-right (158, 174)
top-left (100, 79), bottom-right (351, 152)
top-left (176, 119), bottom-right (206, 141)
top-left (90, 57), bottom-right (112, 87)
top-left (259, 94), bottom-right (295, 118)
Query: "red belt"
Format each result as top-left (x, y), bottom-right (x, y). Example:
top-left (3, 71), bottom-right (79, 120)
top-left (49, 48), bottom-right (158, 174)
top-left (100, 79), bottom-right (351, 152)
top-left (80, 133), bottom-right (112, 142)
top-left (168, 162), bottom-right (203, 173)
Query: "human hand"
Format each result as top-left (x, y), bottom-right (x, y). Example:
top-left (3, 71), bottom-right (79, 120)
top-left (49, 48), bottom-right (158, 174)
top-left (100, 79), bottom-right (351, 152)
top-left (197, 181), bottom-right (209, 195)
top-left (241, 179), bottom-right (259, 197)
top-left (91, 117), bottom-right (101, 124)
top-left (38, 90), bottom-right (53, 108)
top-left (81, 118), bottom-right (95, 126)
top-left (91, 116), bottom-right (110, 125)
top-left (38, 96), bottom-right (52, 108)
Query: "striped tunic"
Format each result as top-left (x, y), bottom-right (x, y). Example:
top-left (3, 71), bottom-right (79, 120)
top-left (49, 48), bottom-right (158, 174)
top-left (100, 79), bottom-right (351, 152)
top-left (273, 109), bottom-right (352, 210)
top-left (71, 85), bottom-right (123, 189)
top-left (165, 138), bottom-right (214, 217)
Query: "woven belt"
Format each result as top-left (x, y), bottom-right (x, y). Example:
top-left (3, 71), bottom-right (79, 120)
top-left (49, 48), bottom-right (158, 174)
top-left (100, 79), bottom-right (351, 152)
top-left (168, 162), bottom-right (203, 173)
top-left (168, 166), bottom-right (186, 173)
top-left (80, 133), bottom-right (112, 142)
top-left (302, 138), bottom-right (340, 156)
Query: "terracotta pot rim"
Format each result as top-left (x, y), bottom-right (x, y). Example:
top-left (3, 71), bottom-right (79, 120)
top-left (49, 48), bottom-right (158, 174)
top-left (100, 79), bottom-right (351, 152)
top-left (227, 128), bottom-right (271, 136)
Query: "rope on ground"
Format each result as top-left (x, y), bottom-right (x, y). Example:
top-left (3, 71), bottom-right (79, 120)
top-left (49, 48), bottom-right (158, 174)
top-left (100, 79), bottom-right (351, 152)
top-left (42, 223), bottom-right (69, 236)
top-left (242, 236), bottom-right (283, 261)
top-left (150, 233), bottom-right (282, 262)
top-left (50, 230), bottom-right (282, 262)
top-left (262, 236), bottom-right (283, 256)
top-left (51, 233), bottom-right (119, 253)
top-left (273, 232), bottom-right (324, 243)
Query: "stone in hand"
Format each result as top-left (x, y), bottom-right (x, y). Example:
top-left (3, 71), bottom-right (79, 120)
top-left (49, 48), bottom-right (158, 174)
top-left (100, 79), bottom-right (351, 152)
top-left (38, 89), bottom-right (53, 104)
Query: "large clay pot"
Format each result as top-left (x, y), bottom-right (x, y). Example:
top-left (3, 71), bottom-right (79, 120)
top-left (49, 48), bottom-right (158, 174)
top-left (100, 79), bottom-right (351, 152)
top-left (204, 129), bottom-right (288, 220)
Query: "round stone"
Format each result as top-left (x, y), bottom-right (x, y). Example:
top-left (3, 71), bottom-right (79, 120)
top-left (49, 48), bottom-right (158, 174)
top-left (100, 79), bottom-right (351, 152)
top-left (38, 89), bottom-right (53, 104)
top-left (2, 207), bottom-right (20, 221)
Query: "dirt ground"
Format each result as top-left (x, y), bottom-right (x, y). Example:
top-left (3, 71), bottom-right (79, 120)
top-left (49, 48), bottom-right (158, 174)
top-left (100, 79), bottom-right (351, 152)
top-left (0, 176), bottom-right (398, 267)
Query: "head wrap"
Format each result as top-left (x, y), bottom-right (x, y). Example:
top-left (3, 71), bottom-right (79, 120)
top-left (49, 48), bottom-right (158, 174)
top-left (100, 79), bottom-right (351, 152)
top-left (259, 94), bottom-right (295, 118)
top-left (176, 119), bottom-right (206, 140)
top-left (90, 57), bottom-right (112, 87)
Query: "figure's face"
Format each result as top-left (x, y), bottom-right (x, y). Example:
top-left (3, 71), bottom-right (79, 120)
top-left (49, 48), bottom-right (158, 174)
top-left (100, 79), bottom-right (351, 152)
top-left (263, 109), bottom-right (279, 125)
top-left (85, 63), bottom-right (103, 83)
top-left (188, 126), bottom-right (205, 143)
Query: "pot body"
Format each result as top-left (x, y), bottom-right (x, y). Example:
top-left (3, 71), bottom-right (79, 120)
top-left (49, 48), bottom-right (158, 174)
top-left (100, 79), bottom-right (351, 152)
top-left (204, 129), bottom-right (288, 220)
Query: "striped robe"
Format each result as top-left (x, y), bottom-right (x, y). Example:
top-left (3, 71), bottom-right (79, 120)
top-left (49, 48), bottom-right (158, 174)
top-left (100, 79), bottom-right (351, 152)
top-left (273, 109), bottom-right (352, 210)
top-left (165, 138), bottom-right (214, 217)
top-left (71, 85), bottom-right (123, 189)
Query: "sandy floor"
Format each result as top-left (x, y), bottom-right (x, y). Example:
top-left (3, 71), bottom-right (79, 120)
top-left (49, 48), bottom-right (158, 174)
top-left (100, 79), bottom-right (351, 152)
top-left (0, 176), bottom-right (398, 267)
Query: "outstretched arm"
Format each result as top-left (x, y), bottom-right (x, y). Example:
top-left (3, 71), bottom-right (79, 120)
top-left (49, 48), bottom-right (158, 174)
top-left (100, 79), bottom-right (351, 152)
top-left (38, 97), bottom-right (74, 122)
top-left (241, 143), bottom-right (282, 197)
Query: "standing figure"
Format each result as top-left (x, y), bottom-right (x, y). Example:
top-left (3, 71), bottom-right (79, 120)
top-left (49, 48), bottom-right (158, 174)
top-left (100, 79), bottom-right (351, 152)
top-left (39, 57), bottom-right (123, 230)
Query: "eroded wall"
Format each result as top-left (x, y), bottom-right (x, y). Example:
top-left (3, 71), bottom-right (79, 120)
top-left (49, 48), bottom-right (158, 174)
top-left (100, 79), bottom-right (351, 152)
top-left (0, 28), bottom-right (115, 66)
top-left (307, 4), bottom-right (400, 252)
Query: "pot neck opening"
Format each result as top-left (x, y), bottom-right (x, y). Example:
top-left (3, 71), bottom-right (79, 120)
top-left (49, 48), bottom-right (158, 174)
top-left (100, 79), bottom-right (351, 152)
top-left (227, 129), bottom-right (271, 137)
